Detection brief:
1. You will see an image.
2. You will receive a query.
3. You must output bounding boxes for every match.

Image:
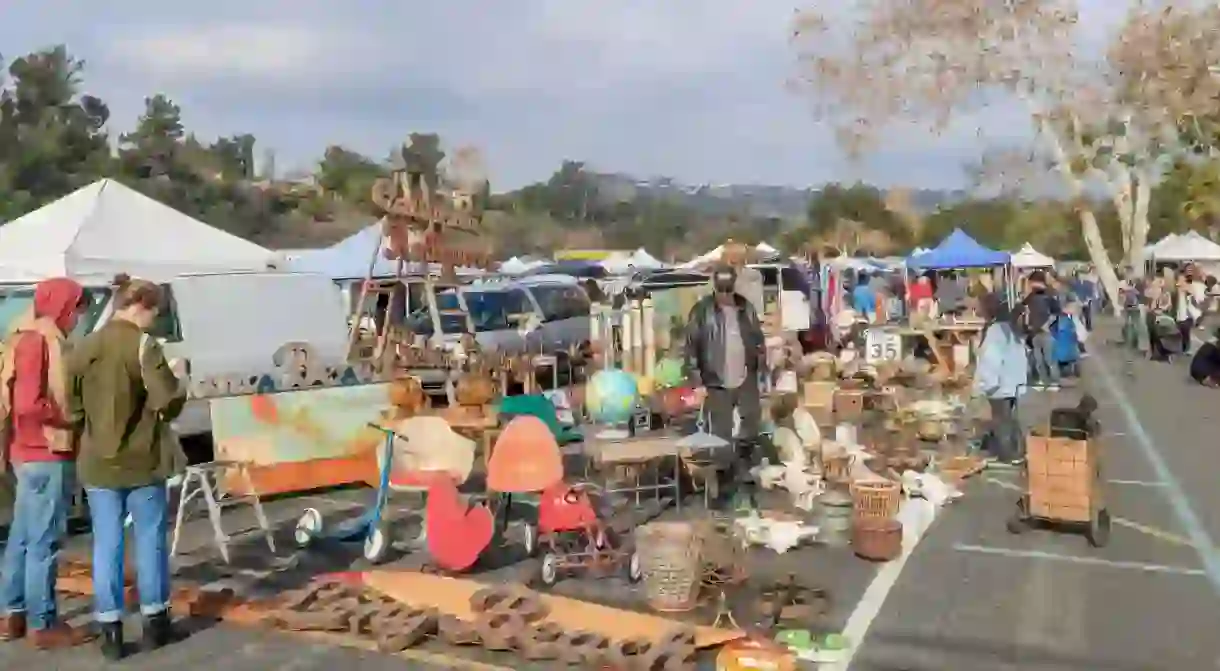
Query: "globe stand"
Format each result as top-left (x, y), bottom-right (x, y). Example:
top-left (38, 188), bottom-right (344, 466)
top-left (595, 424), bottom-right (630, 440)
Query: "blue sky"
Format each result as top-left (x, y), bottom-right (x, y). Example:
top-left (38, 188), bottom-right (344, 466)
top-left (1, 0), bottom-right (1127, 191)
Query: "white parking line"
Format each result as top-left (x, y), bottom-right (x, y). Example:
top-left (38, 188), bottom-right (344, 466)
top-left (953, 543), bottom-right (1205, 576)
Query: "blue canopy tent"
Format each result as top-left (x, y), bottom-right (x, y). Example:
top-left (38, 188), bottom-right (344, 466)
top-left (288, 221), bottom-right (484, 280)
top-left (906, 228), bottom-right (1009, 269)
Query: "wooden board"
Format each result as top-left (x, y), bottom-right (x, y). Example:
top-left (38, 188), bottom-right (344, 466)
top-left (1026, 435), bottom-right (1102, 521)
top-left (362, 570), bottom-right (743, 649)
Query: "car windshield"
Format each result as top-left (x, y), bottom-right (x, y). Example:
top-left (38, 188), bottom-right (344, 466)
top-left (0, 287), bottom-right (111, 339)
top-left (462, 290), bottom-right (518, 332)
top-left (403, 290), bottom-right (467, 335)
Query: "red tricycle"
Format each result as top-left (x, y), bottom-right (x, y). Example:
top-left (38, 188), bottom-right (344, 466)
top-left (531, 483), bottom-right (642, 587)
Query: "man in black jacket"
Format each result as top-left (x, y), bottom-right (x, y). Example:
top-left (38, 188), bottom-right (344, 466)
top-left (684, 265), bottom-right (767, 441)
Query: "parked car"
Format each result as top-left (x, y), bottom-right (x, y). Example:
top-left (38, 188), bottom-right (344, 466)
top-left (422, 274), bottom-right (593, 357)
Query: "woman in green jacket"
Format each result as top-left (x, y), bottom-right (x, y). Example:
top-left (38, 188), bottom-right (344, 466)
top-left (69, 275), bottom-right (186, 661)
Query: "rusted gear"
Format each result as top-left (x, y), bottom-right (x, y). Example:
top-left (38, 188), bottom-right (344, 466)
top-left (557, 630), bottom-right (611, 666)
top-left (517, 622), bottom-right (564, 660)
top-left (473, 612), bottom-right (526, 651)
top-left (604, 636), bottom-right (653, 669)
top-left (375, 607), bottom-right (438, 652)
top-left (437, 615), bottom-right (481, 646)
top-left (468, 586), bottom-right (549, 622)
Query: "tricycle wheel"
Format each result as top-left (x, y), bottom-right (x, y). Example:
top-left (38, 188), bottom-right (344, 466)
top-left (625, 552), bottom-right (643, 583)
top-left (540, 552), bottom-right (560, 586)
top-left (1006, 501), bottom-right (1029, 535)
top-left (295, 508), bottom-right (323, 547)
top-left (364, 522), bottom-right (392, 564)
top-left (1087, 508), bottom-right (1111, 548)
top-left (522, 523), bottom-right (538, 557)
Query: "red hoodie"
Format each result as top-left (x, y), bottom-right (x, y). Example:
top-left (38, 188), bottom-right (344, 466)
top-left (9, 278), bottom-right (83, 463)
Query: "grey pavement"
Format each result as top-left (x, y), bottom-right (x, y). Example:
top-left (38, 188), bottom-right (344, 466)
top-left (851, 321), bottom-right (1220, 670)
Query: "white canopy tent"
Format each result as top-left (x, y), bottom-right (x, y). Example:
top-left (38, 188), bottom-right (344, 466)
top-left (1011, 243), bottom-right (1055, 269)
top-left (0, 179), bottom-right (275, 284)
top-left (678, 242), bottom-right (780, 269)
top-left (1149, 230), bottom-right (1220, 262)
top-left (1143, 233), bottom-right (1181, 257)
top-left (602, 248), bottom-right (665, 274)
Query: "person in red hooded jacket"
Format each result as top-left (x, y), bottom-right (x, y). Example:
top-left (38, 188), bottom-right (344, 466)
top-left (0, 277), bottom-right (92, 648)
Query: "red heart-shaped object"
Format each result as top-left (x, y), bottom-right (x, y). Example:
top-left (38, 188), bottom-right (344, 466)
top-left (425, 479), bottom-right (494, 572)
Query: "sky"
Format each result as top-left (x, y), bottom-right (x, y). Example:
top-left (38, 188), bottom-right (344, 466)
top-left (0, 0), bottom-right (1130, 192)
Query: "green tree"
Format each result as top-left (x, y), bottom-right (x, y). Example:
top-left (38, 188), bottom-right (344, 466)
top-left (315, 145), bottom-right (384, 204)
top-left (118, 94), bottom-right (185, 180)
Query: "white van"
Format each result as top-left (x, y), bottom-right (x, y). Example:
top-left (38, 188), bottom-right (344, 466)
top-left (0, 271), bottom-right (352, 438)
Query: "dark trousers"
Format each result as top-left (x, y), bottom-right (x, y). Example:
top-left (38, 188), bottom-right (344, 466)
top-left (1179, 317), bottom-right (1195, 354)
top-left (985, 397), bottom-right (1024, 463)
top-left (705, 382), bottom-right (764, 502)
top-left (1082, 302), bottom-right (1093, 332)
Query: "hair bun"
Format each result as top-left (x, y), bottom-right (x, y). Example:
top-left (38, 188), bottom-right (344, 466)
top-left (112, 273), bottom-right (131, 288)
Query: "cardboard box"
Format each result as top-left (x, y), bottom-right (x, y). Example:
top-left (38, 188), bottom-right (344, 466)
top-left (803, 381), bottom-right (836, 408)
top-left (834, 390), bottom-right (866, 421)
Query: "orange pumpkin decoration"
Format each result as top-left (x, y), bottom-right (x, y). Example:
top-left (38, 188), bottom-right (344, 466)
top-left (387, 376), bottom-right (427, 419)
top-left (486, 416), bottom-right (563, 493)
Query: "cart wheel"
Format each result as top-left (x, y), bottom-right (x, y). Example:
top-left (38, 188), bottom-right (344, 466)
top-left (540, 553), bottom-right (560, 586)
top-left (295, 508), bottom-right (323, 547)
top-left (522, 523), bottom-right (538, 557)
top-left (364, 522), bottom-right (392, 564)
top-left (625, 552), bottom-right (643, 583)
top-left (1087, 508), bottom-right (1111, 548)
top-left (1005, 501), bottom-right (1029, 535)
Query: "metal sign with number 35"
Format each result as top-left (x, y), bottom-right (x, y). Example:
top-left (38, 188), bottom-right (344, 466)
top-left (865, 329), bottom-right (902, 363)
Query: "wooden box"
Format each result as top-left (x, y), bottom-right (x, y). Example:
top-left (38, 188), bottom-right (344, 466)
top-left (1026, 434), bottom-right (1100, 522)
top-left (802, 381), bottom-right (836, 408)
top-left (834, 390), bottom-right (866, 422)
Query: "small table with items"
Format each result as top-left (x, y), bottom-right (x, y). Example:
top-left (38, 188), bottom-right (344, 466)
top-left (582, 432), bottom-right (684, 510)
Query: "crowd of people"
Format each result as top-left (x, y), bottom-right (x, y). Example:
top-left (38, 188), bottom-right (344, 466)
top-left (0, 275), bottom-right (186, 660)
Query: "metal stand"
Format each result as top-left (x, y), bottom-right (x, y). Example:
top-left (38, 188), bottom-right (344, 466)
top-left (170, 461), bottom-right (275, 564)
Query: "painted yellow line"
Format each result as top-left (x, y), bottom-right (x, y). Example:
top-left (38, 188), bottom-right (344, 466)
top-left (981, 476), bottom-right (1194, 548)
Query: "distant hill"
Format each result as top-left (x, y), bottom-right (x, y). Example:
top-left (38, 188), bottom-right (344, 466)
top-left (588, 172), bottom-right (964, 221)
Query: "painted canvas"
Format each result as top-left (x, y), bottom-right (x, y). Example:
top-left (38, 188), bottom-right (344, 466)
top-left (211, 382), bottom-right (394, 495)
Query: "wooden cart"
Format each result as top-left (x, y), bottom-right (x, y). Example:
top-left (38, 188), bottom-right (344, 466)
top-left (1006, 429), bottom-right (1111, 547)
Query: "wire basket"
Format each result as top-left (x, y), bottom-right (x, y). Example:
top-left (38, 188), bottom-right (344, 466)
top-left (850, 480), bottom-right (900, 522)
top-left (823, 454), bottom-right (854, 485)
top-left (635, 521), bottom-right (704, 612)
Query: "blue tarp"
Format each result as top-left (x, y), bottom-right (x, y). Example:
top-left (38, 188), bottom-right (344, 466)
top-left (907, 228), bottom-right (1009, 269)
top-left (288, 222), bottom-right (482, 279)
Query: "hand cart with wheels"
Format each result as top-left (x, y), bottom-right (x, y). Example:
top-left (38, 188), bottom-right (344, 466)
top-left (1006, 427), bottom-right (1110, 547)
top-left (294, 423), bottom-right (401, 563)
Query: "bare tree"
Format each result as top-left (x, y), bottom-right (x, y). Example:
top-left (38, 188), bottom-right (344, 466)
top-left (791, 0), bottom-right (1220, 308)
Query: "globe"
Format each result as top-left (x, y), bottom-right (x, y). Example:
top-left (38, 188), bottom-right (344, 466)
top-left (654, 358), bottom-right (685, 389)
top-left (586, 369), bottom-right (640, 426)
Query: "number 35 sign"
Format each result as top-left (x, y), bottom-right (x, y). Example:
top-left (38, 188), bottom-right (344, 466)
top-left (865, 329), bottom-right (902, 363)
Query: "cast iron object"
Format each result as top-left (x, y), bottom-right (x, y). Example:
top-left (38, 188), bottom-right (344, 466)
top-left (279, 581), bottom-right (343, 612)
top-left (468, 586), bottom-right (549, 622)
top-left (752, 574), bottom-right (831, 630)
top-left (473, 611), bottom-right (527, 651)
top-left (375, 608), bottom-right (439, 652)
top-left (517, 622), bottom-right (565, 661)
top-left (437, 615), bottom-right (481, 646)
top-left (559, 630), bottom-right (612, 666)
top-left (637, 627), bottom-right (698, 671)
top-left (604, 636), bottom-right (654, 669)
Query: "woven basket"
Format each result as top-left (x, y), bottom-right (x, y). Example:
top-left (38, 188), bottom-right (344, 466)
top-left (635, 522), bottom-right (703, 612)
top-left (823, 454), bottom-right (854, 485)
top-left (850, 480), bottom-right (900, 522)
top-left (852, 518), bottom-right (903, 561)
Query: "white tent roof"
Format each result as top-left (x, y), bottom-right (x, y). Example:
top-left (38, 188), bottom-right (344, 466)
top-left (1011, 243), bottom-right (1055, 268)
top-left (0, 179), bottom-right (275, 284)
top-left (756, 242), bottom-right (779, 256)
top-left (1144, 233), bottom-right (1180, 256)
top-left (1150, 231), bottom-right (1220, 261)
top-left (602, 248), bottom-right (664, 274)
top-left (628, 248), bottom-right (663, 268)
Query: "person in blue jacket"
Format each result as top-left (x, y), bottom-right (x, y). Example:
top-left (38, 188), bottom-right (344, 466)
top-left (974, 293), bottom-right (1029, 465)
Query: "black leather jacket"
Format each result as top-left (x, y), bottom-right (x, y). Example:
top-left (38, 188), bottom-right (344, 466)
top-left (683, 294), bottom-right (766, 388)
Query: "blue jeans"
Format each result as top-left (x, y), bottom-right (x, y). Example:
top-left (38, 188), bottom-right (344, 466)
top-left (85, 483), bottom-right (170, 623)
top-left (0, 461), bottom-right (74, 630)
top-left (1030, 331), bottom-right (1060, 385)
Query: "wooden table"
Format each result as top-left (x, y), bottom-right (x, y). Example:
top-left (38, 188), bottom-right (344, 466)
top-left (582, 433), bottom-right (684, 510)
top-left (439, 410), bottom-right (501, 470)
top-left (875, 322), bottom-right (984, 373)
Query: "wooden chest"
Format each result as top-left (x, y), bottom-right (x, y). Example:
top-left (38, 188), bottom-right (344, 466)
top-left (1026, 434), bottom-right (1101, 523)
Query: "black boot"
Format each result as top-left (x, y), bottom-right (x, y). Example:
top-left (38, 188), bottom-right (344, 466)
top-left (100, 621), bottom-right (124, 661)
top-left (141, 611), bottom-right (175, 651)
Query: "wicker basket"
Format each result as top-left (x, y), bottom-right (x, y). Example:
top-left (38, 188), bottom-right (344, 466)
top-left (850, 480), bottom-right (900, 522)
top-left (823, 454), bottom-right (854, 485)
top-left (852, 518), bottom-right (903, 561)
top-left (635, 522), bottom-right (704, 612)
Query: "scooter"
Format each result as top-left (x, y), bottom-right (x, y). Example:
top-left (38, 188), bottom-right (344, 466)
top-left (293, 423), bottom-right (399, 564)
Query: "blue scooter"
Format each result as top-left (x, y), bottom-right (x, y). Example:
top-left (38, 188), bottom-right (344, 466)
top-left (293, 423), bottom-right (400, 564)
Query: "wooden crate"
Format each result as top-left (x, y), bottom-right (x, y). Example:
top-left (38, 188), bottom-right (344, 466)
top-left (834, 390), bottom-right (866, 422)
top-left (802, 381), bottom-right (836, 408)
top-left (1025, 434), bottom-right (1101, 522)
